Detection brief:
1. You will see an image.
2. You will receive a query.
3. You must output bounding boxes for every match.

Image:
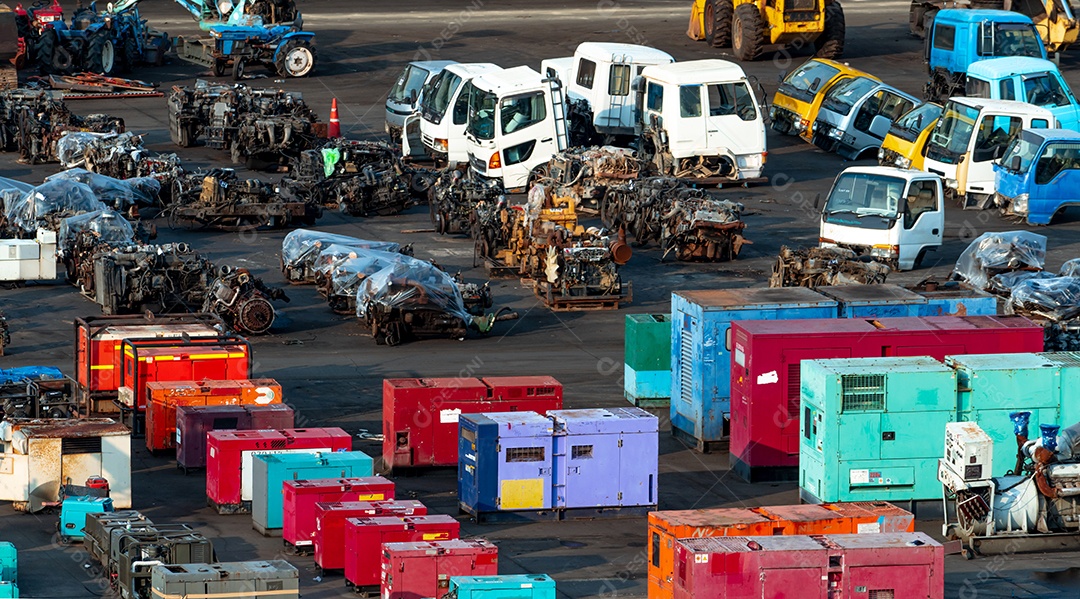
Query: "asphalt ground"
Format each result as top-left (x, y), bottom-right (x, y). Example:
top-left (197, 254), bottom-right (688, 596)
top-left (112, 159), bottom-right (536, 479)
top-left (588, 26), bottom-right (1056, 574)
top-left (4, 0), bottom-right (1080, 597)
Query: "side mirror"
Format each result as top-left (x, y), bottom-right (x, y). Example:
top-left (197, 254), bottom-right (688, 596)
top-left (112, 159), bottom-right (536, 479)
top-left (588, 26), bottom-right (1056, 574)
top-left (958, 153), bottom-right (966, 164)
top-left (1010, 155), bottom-right (1022, 172)
top-left (869, 114), bottom-right (892, 139)
top-left (810, 77), bottom-right (822, 93)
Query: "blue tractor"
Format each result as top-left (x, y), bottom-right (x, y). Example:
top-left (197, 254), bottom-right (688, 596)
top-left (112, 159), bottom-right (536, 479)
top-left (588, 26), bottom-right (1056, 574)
top-left (923, 9), bottom-right (1046, 101)
top-left (170, 0), bottom-right (316, 79)
top-left (31, 0), bottom-right (169, 75)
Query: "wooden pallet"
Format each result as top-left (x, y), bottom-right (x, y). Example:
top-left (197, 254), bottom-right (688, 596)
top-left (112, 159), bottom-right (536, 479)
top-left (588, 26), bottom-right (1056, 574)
top-left (534, 280), bottom-right (631, 312)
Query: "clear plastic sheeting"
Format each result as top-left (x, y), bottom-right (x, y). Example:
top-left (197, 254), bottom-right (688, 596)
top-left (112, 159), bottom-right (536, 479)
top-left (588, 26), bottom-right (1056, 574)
top-left (0, 176), bottom-right (34, 216)
top-left (45, 168), bottom-right (160, 209)
top-left (1006, 276), bottom-right (1080, 322)
top-left (281, 228), bottom-right (401, 269)
top-left (312, 244), bottom-right (374, 277)
top-left (989, 270), bottom-right (1057, 295)
top-left (953, 231), bottom-right (1048, 290)
top-left (355, 258), bottom-right (469, 321)
top-left (1061, 259), bottom-right (1080, 278)
top-left (58, 209), bottom-right (136, 255)
top-left (5, 179), bottom-right (104, 233)
top-left (56, 132), bottom-right (114, 168)
top-left (329, 249), bottom-right (410, 296)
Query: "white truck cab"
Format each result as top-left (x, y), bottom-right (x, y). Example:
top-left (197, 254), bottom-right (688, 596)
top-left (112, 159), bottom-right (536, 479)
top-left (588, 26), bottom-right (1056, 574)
top-left (385, 60), bottom-right (457, 138)
top-left (819, 166), bottom-right (944, 271)
top-left (639, 60), bottom-right (767, 181)
top-left (408, 63), bottom-right (501, 165)
top-left (541, 42), bottom-right (674, 140)
top-left (922, 97), bottom-right (1053, 209)
top-left (465, 66), bottom-right (563, 193)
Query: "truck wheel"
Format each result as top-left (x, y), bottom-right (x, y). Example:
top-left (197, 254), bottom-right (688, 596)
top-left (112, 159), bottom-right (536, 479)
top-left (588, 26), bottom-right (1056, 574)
top-left (815, 2), bottom-right (846, 59)
top-left (121, 37), bottom-right (139, 72)
top-left (232, 58), bottom-right (246, 81)
top-left (731, 3), bottom-right (764, 61)
top-left (87, 30), bottom-right (117, 75)
top-left (213, 59), bottom-right (227, 77)
top-left (705, 0), bottom-right (733, 48)
top-left (33, 28), bottom-right (57, 73)
top-left (275, 39), bottom-right (316, 78)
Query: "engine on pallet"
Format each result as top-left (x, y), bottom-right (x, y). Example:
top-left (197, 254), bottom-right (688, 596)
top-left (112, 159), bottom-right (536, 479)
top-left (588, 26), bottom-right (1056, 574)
top-left (57, 132), bottom-right (185, 198)
top-left (280, 228), bottom-right (406, 284)
top-left (543, 146), bottom-right (642, 213)
top-left (201, 265), bottom-right (289, 335)
top-left (429, 168), bottom-right (503, 235)
top-left (281, 139), bottom-right (429, 217)
top-left (89, 243), bottom-right (214, 315)
top-left (167, 168), bottom-right (320, 230)
top-left (2, 177), bottom-right (105, 236)
top-left (314, 246), bottom-right (409, 314)
top-left (769, 245), bottom-right (891, 288)
top-left (167, 80), bottom-right (323, 166)
top-left (0, 88), bottom-right (123, 164)
top-left (58, 208), bottom-right (149, 294)
top-left (0, 367), bottom-right (77, 419)
top-left (535, 230), bottom-right (630, 309)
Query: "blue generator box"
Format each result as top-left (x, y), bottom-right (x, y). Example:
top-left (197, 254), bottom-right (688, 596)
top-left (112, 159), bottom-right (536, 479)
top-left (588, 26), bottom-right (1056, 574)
top-left (59, 496), bottom-right (114, 543)
top-left (449, 575), bottom-right (555, 599)
top-left (251, 450), bottom-right (373, 535)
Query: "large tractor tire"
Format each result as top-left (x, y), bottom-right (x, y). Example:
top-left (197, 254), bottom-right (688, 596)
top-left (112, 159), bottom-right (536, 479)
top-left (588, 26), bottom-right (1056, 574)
top-left (33, 28), bottom-right (57, 72)
top-left (731, 3), bottom-right (765, 61)
top-left (815, 2), bottom-right (846, 59)
top-left (87, 29), bottom-right (118, 75)
top-left (275, 39), bottom-right (316, 78)
top-left (705, 0), bottom-right (733, 48)
top-left (121, 36), bottom-right (139, 72)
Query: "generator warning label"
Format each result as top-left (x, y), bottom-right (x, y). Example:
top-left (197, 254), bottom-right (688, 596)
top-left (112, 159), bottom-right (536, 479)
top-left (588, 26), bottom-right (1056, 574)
top-left (356, 493), bottom-right (387, 501)
top-left (857, 522), bottom-right (881, 534)
top-left (423, 533), bottom-right (450, 541)
top-left (694, 554), bottom-right (709, 564)
top-left (849, 469), bottom-right (870, 484)
top-left (756, 370), bottom-right (778, 385)
top-left (440, 409), bottom-right (462, 423)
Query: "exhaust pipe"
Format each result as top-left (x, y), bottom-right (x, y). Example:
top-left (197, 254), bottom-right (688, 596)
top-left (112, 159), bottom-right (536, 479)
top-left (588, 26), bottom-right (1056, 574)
top-left (1011, 411), bottom-right (1031, 474)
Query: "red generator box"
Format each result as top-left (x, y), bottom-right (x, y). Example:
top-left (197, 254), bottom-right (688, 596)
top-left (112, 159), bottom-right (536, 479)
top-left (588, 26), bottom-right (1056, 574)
top-left (146, 379), bottom-right (282, 453)
top-left (382, 376), bottom-right (562, 470)
top-left (314, 500), bottom-right (427, 573)
top-left (282, 476), bottom-right (395, 553)
top-left (118, 342), bottom-right (251, 414)
top-left (672, 532), bottom-right (944, 599)
top-left (344, 515), bottom-right (460, 591)
top-left (74, 314), bottom-right (231, 414)
top-left (729, 315), bottom-right (1043, 482)
top-left (205, 427), bottom-right (352, 513)
top-left (175, 404), bottom-right (295, 472)
top-left (381, 539), bottom-right (499, 599)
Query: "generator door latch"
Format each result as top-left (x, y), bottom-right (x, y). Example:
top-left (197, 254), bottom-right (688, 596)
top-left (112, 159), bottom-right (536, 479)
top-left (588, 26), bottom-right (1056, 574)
top-left (882, 431), bottom-right (895, 441)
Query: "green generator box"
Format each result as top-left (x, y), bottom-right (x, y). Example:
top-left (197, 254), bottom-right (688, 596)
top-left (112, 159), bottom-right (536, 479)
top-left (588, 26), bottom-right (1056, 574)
top-left (624, 314), bottom-right (671, 407)
top-left (948, 353), bottom-right (1061, 476)
top-left (1043, 352), bottom-right (1080, 425)
top-left (0, 541), bottom-right (14, 584)
top-left (799, 357), bottom-right (957, 505)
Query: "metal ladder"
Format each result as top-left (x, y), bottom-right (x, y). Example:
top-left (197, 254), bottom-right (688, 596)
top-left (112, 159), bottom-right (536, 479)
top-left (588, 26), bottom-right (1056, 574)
top-left (603, 53), bottom-right (631, 131)
top-left (547, 78), bottom-right (569, 151)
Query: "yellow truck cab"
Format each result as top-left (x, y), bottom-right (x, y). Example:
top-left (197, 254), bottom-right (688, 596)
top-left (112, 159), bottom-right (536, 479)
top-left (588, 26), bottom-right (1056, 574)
top-left (770, 58), bottom-right (878, 142)
top-left (878, 102), bottom-right (942, 171)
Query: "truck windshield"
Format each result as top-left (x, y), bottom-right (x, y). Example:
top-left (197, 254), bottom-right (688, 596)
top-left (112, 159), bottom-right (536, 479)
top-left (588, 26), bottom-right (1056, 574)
top-left (993, 23), bottom-right (1043, 58)
top-left (823, 172), bottom-right (906, 219)
top-left (420, 70), bottom-right (463, 123)
top-left (925, 103), bottom-right (980, 164)
top-left (389, 64), bottom-right (431, 105)
top-left (779, 60), bottom-right (841, 102)
top-left (466, 87), bottom-right (498, 140)
top-left (1022, 74), bottom-right (1072, 108)
top-left (888, 103), bottom-right (942, 143)
top-left (821, 77), bottom-right (877, 116)
top-left (999, 130), bottom-right (1043, 174)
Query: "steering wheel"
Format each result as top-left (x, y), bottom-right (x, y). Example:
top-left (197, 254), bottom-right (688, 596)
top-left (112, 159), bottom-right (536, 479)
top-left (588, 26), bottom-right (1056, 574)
top-left (32, 0), bottom-right (50, 8)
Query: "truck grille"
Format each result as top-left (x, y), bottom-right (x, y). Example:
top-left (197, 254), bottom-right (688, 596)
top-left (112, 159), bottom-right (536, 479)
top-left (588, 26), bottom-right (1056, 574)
top-left (469, 154), bottom-right (486, 173)
top-left (812, 121), bottom-right (840, 154)
top-left (879, 147), bottom-right (900, 166)
top-left (771, 108), bottom-right (797, 134)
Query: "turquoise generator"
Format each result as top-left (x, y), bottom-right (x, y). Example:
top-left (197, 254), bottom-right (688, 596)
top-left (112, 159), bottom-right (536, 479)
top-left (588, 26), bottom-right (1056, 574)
top-left (449, 575), bottom-right (555, 599)
top-left (799, 357), bottom-right (958, 505)
top-left (251, 451), bottom-right (373, 536)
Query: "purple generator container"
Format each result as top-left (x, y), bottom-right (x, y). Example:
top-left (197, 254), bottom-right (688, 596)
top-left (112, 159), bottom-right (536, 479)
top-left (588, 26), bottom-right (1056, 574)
top-left (176, 403), bottom-right (295, 472)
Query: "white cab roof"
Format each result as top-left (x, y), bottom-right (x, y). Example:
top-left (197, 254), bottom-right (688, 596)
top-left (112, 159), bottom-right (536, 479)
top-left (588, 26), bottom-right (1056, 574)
top-left (642, 59), bottom-right (747, 85)
top-left (444, 63), bottom-right (501, 78)
top-left (471, 65), bottom-right (545, 94)
top-left (946, 96), bottom-right (1054, 117)
top-left (840, 165), bottom-right (941, 181)
top-left (572, 42), bottom-right (674, 65)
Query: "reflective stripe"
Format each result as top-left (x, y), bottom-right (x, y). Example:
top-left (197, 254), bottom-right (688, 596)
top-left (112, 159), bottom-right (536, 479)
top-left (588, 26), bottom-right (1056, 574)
top-left (91, 365), bottom-right (114, 370)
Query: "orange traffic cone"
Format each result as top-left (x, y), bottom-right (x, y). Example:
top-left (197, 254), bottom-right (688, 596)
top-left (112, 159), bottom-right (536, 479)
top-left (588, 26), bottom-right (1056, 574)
top-left (328, 98), bottom-right (341, 138)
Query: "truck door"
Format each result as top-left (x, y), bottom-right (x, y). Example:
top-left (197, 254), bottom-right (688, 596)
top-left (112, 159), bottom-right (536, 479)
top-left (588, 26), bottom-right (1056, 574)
top-left (704, 81), bottom-right (761, 157)
top-left (1021, 72), bottom-right (1080, 130)
top-left (1032, 141), bottom-right (1080, 222)
top-left (853, 90), bottom-right (915, 151)
top-left (898, 179), bottom-right (943, 268)
top-left (967, 113), bottom-right (1023, 196)
top-left (496, 89), bottom-right (557, 190)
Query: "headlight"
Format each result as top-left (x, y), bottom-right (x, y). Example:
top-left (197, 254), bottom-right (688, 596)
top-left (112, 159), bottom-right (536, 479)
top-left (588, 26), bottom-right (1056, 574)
top-left (870, 245), bottom-right (899, 258)
top-left (945, 178), bottom-right (959, 190)
top-left (897, 156), bottom-right (912, 169)
top-left (828, 127), bottom-right (843, 139)
top-left (434, 138), bottom-right (448, 152)
top-left (769, 106), bottom-right (777, 119)
top-left (877, 148), bottom-right (886, 161)
top-left (1012, 193), bottom-right (1029, 214)
top-left (736, 154), bottom-right (761, 168)
top-left (794, 119), bottom-right (808, 133)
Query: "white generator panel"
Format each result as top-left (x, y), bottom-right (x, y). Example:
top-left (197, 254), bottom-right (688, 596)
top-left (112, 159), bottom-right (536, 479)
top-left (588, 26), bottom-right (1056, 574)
top-left (0, 229), bottom-right (58, 282)
top-left (945, 421), bottom-right (994, 482)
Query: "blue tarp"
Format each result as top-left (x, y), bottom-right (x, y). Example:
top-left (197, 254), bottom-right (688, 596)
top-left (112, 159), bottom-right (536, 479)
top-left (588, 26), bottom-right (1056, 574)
top-left (0, 367), bottom-right (64, 385)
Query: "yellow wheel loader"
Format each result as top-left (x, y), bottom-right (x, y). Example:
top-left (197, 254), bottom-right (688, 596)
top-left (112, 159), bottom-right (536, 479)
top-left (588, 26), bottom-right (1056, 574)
top-left (688, 0), bottom-right (846, 61)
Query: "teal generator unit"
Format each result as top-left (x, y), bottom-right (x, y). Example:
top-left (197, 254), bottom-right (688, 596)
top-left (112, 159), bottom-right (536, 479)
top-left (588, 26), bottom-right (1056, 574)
top-left (817, 284), bottom-right (927, 318)
top-left (459, 412), bottom-right (554, 520)
top-left (59, 496), bottom-right (114, 543)
top-left (0, 582), bottom-right (16, 598)
top-left (799, 357), bottom-right (958, 506)
top-left (624, 314), bottom-right (672, 407)
top-left (0, 541), bottom-right (14, 585)
top-left (671, 288), bottom-right (838, 451)
top-left (948, 353), bottom-right (1061, 476)
top-left (449, 575), bottom-right (556, 599)
top-left (1044, 352), bottom-right (1080, 424)
top-left (251, 451), bottom-right (373, 536)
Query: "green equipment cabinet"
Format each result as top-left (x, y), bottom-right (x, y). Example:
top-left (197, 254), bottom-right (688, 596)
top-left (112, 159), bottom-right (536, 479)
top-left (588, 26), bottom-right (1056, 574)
top-left (1043, 352), bottom-right (1080, 425)
top-left (625, 314), bottom-right (672, 407)
top-left (448, 575), bottom-right (556, 599)
top-left (799, 357), bottom-right (958, 506)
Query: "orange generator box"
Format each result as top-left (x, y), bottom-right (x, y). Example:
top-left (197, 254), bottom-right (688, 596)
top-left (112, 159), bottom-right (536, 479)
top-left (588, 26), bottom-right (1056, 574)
top-left (647, 502), bottom-right (914, 599)
top-left (145, 379), bottom-right (283, 453)
top-left (74, 314), bottom-right (233, 414)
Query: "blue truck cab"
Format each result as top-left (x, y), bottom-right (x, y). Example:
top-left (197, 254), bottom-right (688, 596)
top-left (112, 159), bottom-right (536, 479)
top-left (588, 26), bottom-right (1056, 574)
top-left (965, 57), bottom-right (1080, 131)
top-left (925, 9), bottom-right (1045, 101)
top-left (995, 128), bottom-right (1080, 224)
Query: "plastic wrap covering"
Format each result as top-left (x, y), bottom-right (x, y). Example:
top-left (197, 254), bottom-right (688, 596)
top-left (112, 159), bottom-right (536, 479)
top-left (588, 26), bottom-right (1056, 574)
top-left (280, 228), bottom-right (402, 282)
top-left (5, 179), bottom-right (104, 233)
top-left (0, 176), bottom-right (33, 218)
top-left (56, 132), bottom-right (113, 168)
top-left (1006, 276), bottom-right (1080, 322)
top-left (321, 248), bottom-right (410, 314)
top-left (1061, 259), bottom-right (1080, 278)
top-left (770, 246), bottom-right (891, 288)
top-left (58, 209), bottom-right (135, 255)
top-left (356, 259), bottom-right (468, 321)
top-left (46, 168), bottom-right (160, 209)
top-left (953, 231), bottom-right (1047, 291)
top-left (988, 270), bottom-right (1057, 296)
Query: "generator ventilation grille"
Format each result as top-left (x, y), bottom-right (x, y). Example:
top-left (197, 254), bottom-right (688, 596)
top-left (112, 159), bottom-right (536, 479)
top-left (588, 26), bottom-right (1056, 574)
top-left (840, 374), bottom-right (885, 411)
